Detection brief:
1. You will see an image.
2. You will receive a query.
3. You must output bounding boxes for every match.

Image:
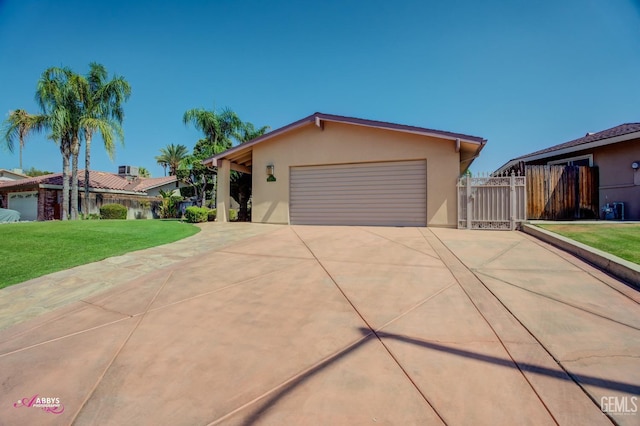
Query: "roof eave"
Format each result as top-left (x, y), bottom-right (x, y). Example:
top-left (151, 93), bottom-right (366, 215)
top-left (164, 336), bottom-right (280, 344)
top-left (315, 113), bottom-right (485, 145)
top-left (203, 112), bottom-right (487, 167)
top-left (202, 115), bottom-right (316, 167)
top-left (460, 139), bottom-right (488, 173)
top-left (496, 129), bottom-right (640, 174)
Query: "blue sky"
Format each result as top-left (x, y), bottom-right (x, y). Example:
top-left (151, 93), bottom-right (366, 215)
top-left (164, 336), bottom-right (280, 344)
top-left (1, 0), bottom-right (639, 177)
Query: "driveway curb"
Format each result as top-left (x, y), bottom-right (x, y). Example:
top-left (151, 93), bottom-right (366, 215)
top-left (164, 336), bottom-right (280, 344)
top-left (522, 223), bottom-right (640, 289)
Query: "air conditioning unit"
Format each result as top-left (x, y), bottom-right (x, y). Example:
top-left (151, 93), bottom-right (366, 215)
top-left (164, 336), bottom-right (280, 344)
top-left (118, 166), bottom-right (139, 177)
top-left (601, 202), bottom-right (625, 221)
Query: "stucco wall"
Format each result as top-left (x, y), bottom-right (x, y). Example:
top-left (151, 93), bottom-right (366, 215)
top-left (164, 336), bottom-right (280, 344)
top-left (146, 182), bottom-right (182, 197)
top-left (593, 138), bottom-right (640, 220)
top-left (530, 138), bottom-right (640, 220)
top-left (251, 121), bottom-right (460, 226)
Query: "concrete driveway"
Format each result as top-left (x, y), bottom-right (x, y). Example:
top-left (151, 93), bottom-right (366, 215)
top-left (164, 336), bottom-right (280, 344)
top-left (0, 224), bottom-right (638, 425)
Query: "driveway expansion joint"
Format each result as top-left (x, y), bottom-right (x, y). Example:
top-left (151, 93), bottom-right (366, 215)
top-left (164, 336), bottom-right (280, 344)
top-left (423, 228), bottom-right (568, 424)
top-left (475, 270), bottom-right (640, 331)
top-left (69, 270), bottom-right (175, 423)
top-left (561, 354), bottom-right (640, 363)
top-left (80, 299), bottom-right (133, 318)
top-left (289, 227), bottom-right (448, 424)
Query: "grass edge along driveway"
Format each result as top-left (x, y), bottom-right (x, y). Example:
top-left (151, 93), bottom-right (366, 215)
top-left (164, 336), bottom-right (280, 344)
top-left (0, 220), bottom-right (200, 289)
top-left (538, 223), bottom-right (640, 265)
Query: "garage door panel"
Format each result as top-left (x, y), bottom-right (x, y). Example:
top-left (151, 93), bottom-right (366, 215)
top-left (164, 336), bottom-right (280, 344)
top-left (290, 160), bottom-right (426, 226)
top-left (293, 168), bottom-right (424, 180)
top-left (291, 178), bottom-right (423, 188)
top-left (292, 195), bottom-right (426, 204)
top-left (292, 217), bottom-right (424, 226)
top-left (291, 187), bottom-right (423, 196)
top-left (293, 167), bottom-right (424, 179)
top-left (8, 191), bottom-right (38, 221)
top-left (292, 202), bottom-right (426, 210)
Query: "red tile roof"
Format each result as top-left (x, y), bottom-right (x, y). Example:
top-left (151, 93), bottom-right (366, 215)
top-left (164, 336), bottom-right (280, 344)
top-left (0, 170), bottom-right (178, 194)
top-left (127, 176), bottom-right (177, 191)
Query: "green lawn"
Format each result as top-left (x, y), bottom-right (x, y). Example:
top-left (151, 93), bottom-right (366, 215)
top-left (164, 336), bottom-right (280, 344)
top-left (538, 223), bottom-right (640, 265)
top-left (0, 220), bottom-right (200, 289)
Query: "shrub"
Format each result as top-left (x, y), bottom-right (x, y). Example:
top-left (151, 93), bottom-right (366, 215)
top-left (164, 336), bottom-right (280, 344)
top-left (203, 208), bottom-right (237, 221)
top-left (184, 206), bottom-right (209, 223)
top-left (100, 204), bottom-right (127, 220)
top-left (81, 213), bottom-right (101, 220)
top-left (158, 189), bottom-right (182, 219)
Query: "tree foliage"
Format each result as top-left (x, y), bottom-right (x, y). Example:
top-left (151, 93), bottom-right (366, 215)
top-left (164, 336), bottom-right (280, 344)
top-left (81, 63), bottom-right (131, 214)
top-left (2, 109), bottom-right (47, 170)
top-left (9, 63), bottom-right (131, 221)
top-left (155, 144), bottom-right (188, 176)
top-left (180, 105), bottom-right (268, 216)
top-left (138, 166), bottom-right (151, 177)
top-left (35, 66), bottom-right (81, 220)
top-left (24, 167), bottom-right (53, 177)
top-left (183, 107), bottom-right (242, 154)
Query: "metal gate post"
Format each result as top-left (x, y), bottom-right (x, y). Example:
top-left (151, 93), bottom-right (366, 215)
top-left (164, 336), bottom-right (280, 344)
top-left (466, 174), bottom-right (472, 229)
top-left (510, 172), bottom-right (516, 230)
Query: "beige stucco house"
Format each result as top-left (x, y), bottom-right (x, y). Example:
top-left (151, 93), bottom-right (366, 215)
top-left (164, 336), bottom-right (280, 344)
top-left (498, 123), bottom-right (640, 220)
top-left (204, 113), bottom-right (486, 227)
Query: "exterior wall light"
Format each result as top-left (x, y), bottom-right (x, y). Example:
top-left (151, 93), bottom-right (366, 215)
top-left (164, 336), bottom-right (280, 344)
top-left (266, 164), bottom-right (276, 182)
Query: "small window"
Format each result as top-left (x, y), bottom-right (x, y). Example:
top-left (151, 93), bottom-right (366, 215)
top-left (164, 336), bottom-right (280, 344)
top-left (548, 154), bottom-right (593, 167)
top-left (570, 158), bottom-right (591, 167)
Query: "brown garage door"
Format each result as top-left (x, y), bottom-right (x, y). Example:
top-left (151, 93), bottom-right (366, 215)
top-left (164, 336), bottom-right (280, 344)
top-left (290, 160), bottom-right (427, 226)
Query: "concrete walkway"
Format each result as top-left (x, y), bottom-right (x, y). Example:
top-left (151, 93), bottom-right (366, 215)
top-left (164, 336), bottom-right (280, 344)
top-left (0, 225), bottom-right (638, 425)
top-left (0, 222), bottom-right (280, 330)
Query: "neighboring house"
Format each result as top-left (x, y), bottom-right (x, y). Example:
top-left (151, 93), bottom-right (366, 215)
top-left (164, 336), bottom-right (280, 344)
top-left (204, 112), bottom-right (486, 227)
top-left (0, 167), bottom-right (182, 221)
top-left (0, 168), bottom-right (29, 182)
top-left (498, 123), bottom-right (640, 221)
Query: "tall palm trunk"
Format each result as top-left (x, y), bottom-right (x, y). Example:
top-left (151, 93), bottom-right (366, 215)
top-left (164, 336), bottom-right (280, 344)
top-left (19, 140), bottom-right (24, 170)
top-left (61, 145), bottom-right (70, 221)
top-left (84, 131), bottom-right (92, 215)
top-left (70, 135), bottom-right (81, 220)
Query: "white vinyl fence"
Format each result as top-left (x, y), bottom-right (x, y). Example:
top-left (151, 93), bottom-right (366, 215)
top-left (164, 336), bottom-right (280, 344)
top-left (457, 172), bottom-right (526, 230)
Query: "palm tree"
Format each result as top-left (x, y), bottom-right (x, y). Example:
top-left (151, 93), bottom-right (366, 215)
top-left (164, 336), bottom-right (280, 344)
top-left (36, 66), bottom-right (82, 221)
top-left (158, 161), bottom-right (168, 176)
top-left (155, 144), bottom-right (188, 176)
top-left (138, 166), bottom-right (150, 178)
top-left (80, 63), bottom-right (131, 215)
top-left (2, 109), bottom-right (46, 170)
top-left (236, 122), bottom-right (270, 144)
top-left (183, 107), bottom-right (242, 154)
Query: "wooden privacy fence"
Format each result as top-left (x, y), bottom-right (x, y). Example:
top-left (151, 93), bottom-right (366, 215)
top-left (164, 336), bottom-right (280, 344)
top-left (458, 173), bottom-right (527, 230)
top-left (458, 165), bottom-right (600, 230)
top-left (526, 165), bottom-right (599, 220)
